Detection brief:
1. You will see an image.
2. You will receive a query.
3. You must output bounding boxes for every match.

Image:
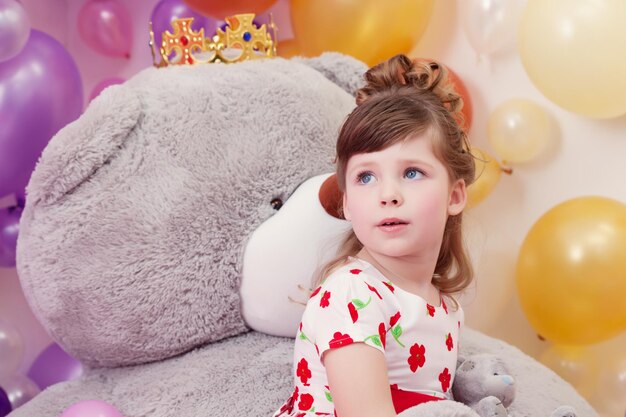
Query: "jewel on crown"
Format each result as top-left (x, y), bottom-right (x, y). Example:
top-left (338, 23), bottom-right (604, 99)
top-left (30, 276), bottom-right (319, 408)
top-left (149, 13), bottom-right (277, 67)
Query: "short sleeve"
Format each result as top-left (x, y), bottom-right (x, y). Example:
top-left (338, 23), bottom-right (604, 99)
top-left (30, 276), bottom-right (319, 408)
top-left (309, 268), bottom-right (396, 359)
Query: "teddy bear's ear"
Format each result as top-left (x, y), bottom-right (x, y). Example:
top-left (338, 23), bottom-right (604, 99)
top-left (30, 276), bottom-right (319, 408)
top-left (319, 174), bottom-right (344, 219)
top-left (293, 52), bottom-right (367, 97)
top-left (26, 83), bottom-right (141, 206)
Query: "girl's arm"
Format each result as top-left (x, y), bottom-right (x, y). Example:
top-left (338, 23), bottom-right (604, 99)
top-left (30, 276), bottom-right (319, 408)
top-left (324, 342), bottom-right (397, 417)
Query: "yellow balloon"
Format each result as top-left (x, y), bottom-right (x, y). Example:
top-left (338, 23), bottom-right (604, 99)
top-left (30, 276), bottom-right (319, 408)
top-left (488, 99), bottom-right (551, 164)
top-left (516, 197), bottom-right (626, 345)
top-left (290, 0), bottom-right (435, 66)
top-left (466, 147), bottom-right (509, 208)
top-left (539, 345), bottom-right (598, 399)
top-left (519, 0), bottom-right (626, 118)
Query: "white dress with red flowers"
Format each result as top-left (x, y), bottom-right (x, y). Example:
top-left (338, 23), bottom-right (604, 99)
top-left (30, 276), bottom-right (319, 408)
top-left (273, 257), bottom-right (464, 416)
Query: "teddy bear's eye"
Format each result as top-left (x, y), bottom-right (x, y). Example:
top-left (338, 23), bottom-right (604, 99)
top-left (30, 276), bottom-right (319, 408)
top-left (271, 198), bottom-right (283, 210)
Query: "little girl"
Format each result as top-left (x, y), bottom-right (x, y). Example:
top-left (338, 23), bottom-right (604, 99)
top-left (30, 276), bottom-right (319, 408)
top-left (274, 54), bottom-right (476, 417)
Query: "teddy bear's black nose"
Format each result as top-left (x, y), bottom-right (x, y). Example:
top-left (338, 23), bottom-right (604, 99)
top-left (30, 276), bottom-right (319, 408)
top-left (271, 198), bottom-right (283, 210)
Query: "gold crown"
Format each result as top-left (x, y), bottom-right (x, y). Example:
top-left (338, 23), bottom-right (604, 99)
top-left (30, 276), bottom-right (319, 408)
top-left (149, 13), bottom-right (277, 67)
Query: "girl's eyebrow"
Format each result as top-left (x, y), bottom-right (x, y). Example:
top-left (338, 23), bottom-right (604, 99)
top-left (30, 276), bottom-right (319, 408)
top-left (403, 159), bottom-right (435, 170)
top-left (349, 159), bottom-right (435, 172)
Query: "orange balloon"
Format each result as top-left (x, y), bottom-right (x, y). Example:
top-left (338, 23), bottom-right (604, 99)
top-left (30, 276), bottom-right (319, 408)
top-left (446, 66), bottom-right (473, 132)
top-left (516, 197), bottom-right (626, 345)
top-left (290, 0), bottom-right (434, 67)
top-left (183, 0), bottom-right (277, 19)
top-left (277, 38), bottom-right (302, 59)
top-left (416, 58), bottom-right (473, 131)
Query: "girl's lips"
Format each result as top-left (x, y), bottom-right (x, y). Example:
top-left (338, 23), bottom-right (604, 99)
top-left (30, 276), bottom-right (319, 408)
top-left (377, 218), bottom-right (408, 226)
top-left (377, 222), bottom-right (409, 233)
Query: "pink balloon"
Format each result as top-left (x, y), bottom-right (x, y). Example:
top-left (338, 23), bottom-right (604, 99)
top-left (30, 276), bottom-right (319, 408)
top-left (77, 0), bottom-right (133, 58)
top-left (0, 0), bottom-right (31, 62)
top-left (59, 400), bottom-right (123, 417)
top-left (89, 77), bottom-right (125, 102)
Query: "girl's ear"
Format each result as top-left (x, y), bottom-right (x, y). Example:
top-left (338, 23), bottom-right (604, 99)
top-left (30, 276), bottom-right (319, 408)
top-left (447, 179), bottom-right (467, 216)
top-left (342, 192), bottom-right (352, 221)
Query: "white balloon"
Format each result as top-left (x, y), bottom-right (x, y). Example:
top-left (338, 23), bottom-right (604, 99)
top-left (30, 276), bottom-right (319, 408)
top-left (0, 374), bottom-right (40, 409)
top-left (0, 318), bottom-right (24, 378)
top-left (460, 0), bottom-right (524, 56)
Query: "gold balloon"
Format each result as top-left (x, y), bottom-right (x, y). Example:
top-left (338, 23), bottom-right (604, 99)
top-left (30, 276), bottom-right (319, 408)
top-left (516, 197), bottom-right (626, 345)
top-left (488, 99), bottom-right (550, 164)
top-left (466, 147), bottom-right (511, 208)
top-left (290, 0), bottom-right (435, 66)
top-left (519, 0), bottom-right (626, 118)
top-left (539, 345), bottom-right (598, 399)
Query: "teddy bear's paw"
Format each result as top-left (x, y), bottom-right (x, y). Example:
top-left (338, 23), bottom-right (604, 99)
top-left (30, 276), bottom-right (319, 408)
top-left (475, 396), bottom-right (508, 417)
top-left (549, 405), bottom-right (577, 417)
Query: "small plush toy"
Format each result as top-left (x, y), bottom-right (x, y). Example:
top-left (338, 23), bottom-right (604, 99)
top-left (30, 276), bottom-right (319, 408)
top-left (453, 354), bottom-right (578, 417)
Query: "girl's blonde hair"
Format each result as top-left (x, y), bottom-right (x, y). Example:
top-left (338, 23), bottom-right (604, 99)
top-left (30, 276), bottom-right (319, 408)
top-left (313, 54), bottom-right (476, 298)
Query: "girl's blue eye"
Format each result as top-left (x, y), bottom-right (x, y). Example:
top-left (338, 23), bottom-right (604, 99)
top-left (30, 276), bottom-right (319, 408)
top-left (357, 172), bottom-right (375, 184)
top-left (404, 168), bottom-right (423, 180)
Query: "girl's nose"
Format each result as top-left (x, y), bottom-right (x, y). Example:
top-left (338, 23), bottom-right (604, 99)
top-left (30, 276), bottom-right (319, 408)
top-left (381, 198), bottom-right (399, 206)
top-left (380, 184), bottom-right (403, 206)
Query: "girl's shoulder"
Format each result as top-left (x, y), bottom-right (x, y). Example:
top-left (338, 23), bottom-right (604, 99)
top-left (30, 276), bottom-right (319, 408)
top-left (321, 257), bottom-right (383, 284)
top-left (316, 257), bottom-right (396, 300)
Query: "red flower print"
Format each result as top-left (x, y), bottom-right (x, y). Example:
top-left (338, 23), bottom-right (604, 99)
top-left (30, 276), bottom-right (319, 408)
top-left (446, 333), bottom-right (454, 351)
top-left (329, 331), bottom-right (354, 349)
top-left (366, 283), bottom-right (382, 299)
top-left (378, 322), bottom-right (386, 349)
top-left (442, 298), bottom-right (448, 314)
top-left (297, 358), bottom-right (312, 386)
top-left (383, 281), bottom-right (395, 292)
top-left (458, 321), bottom-right (461, 328)
top-left (350, 268), bottom-right (362, 275)
top-left (299, 322), bottom-right (303, 331)
top-left (310, 286), bottom-right (322, 299)
top-left (390, 384), bottom-right (398, 390)
top-left (348, 302), bottom-right (358, 323)
top-left (408, 343), bottom-right (426, 372)
top-left (320, 291), bottom-right (331, 308)
top-left (426, 304), bottom-right (435, 317)
top-left (298, 393), bottom-right (314, 410)
top-left (389, 311), bottom-right (401, 327)
top-left (315, 344), bottom-right (320, 356)
top-left (439, 368), bottom-right (451, 392)
top-left (279, 387), bottom-right (298, 414)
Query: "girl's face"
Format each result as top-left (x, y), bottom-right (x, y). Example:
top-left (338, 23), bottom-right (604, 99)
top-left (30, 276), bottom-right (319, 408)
top-left (342, 134), bottom-right (466, 261)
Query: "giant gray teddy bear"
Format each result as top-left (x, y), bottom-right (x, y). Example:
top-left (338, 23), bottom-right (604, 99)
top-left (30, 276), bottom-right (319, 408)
top-left (14, 52), bottom-right (598, 417)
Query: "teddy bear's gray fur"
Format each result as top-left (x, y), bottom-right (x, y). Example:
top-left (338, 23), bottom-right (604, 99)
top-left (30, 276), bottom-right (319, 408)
top-left (14, 53), bottom-right (598, 417)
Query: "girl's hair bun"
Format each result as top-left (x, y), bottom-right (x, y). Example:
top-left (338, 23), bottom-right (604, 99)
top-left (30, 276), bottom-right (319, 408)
top-left (356, 54), bottom-right (464, 125)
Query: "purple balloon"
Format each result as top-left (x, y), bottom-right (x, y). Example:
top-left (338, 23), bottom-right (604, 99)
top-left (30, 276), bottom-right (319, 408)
top-left (0, 205), bottom-right (21, 268)
top-left (0, 0), bottom-right (31, 63)
top-left (27, 343), bottom-right (83, 391)
top-left (59, 400), bottom-right (123, 417)
top-left (0, 29), bottom-right (83, 200)
top-left (89, 77), bottom-right (125, 102)
top-left (77, 0), bottom-right (133, 58)
top-left (0, 387), bottom-right (11, 417)
top-left (150, 0), bottom-right (222, 54)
